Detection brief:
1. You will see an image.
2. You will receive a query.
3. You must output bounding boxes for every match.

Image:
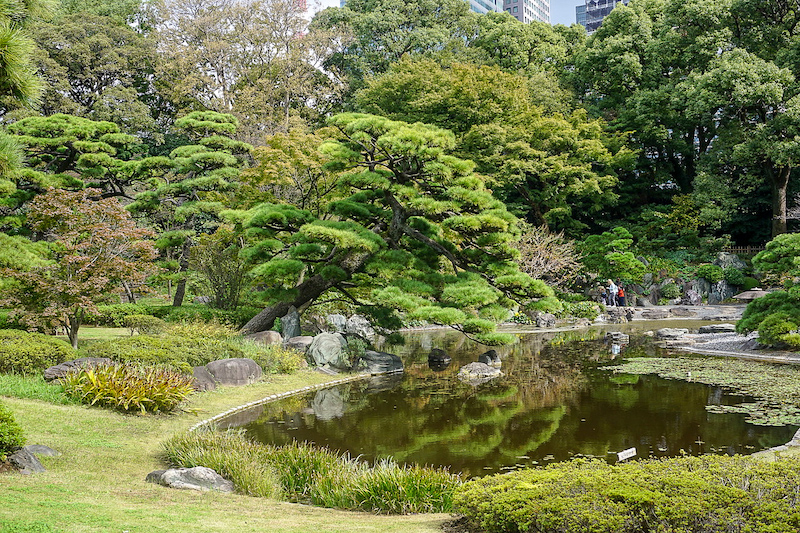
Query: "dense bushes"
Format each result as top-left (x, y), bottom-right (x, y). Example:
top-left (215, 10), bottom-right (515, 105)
top-left (85, 303), bottom-right (261, 329)
top-left (454, 456), bottom-right (800, 533)
top-left (82, 322), bottom-right (304, 375)
top-left (0, 329), bottom-right (74, 374)
top-left (61, 364), bottom-right (195, 413)
top-left (694, 263), bottom-right (723, 283)
top-left (83, 334), bottom-right (251, 372)
top-left (0, 401), bottom-right (25, 460)
top-left (163, 430), bottom-right (461, 514)
top-left (737, 289), bottom-right (800, 340)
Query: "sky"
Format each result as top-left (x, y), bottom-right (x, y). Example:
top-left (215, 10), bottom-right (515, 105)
top-left (308, 0), bottom-right (579, 26)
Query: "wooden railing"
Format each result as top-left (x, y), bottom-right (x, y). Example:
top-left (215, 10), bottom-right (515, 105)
top-left (722, 245), bottom-right (765, 255)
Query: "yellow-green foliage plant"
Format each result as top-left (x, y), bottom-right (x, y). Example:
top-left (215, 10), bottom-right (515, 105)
top-left (61, 364), bottom-right (194, 414)
top-left (454, 456), bottom-right (800, 533)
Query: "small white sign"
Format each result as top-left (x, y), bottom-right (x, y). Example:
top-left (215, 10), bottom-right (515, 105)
top-left (617, 447), bottom-right (637, 462)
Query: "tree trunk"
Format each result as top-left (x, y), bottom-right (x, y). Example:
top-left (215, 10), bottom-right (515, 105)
top-left (240, 273), bottom-right (341, 335)
top-left (172, 240), bottom-right (191, 307)
top-left (66, 312), bottom-right (82, 349)
top-left (122, 281), bottom-right (136, 304)
top-left (771, 166), bottom-right (791, 237)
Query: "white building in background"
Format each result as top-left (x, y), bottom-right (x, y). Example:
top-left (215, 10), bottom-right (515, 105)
top-left (503, 0), bottom-right (549, 23)
top-left (336, 0), bottom-right (550, 23)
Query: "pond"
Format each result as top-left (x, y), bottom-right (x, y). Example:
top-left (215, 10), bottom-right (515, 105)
top-left (218, 322), bottom-right (797, 477)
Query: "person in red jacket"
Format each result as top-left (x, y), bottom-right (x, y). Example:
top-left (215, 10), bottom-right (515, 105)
top-left (617, 285), bottom-right (626, 307)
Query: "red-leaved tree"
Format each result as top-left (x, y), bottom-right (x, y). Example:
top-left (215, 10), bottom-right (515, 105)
top-left (2, 188), bottom-right (157, 348)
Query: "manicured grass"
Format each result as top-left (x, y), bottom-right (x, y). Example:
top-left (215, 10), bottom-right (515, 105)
top-left (0, 374), bottom-right (76, 405)
top-left (1, 372), bottom-right (451, 533)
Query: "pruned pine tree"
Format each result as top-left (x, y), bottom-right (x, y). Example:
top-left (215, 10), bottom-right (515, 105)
top-left (128, 111), bottom-right (252, 306)
top-left (229, 113), bottom-right (552, 345)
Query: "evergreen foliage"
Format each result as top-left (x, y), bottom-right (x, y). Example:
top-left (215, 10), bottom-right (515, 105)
top-left (0, 329), bottom-right (74, 375)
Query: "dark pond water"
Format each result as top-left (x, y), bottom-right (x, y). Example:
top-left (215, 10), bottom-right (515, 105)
top-left (221, 322), bottom-right (797, 477)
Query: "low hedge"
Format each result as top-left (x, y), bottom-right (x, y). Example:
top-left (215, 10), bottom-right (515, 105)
top-left (0, 329), bottom-right (74, 375)
top-left (85, 303), bottom-right (261, 329)
top-left (82, 335), bottom-right (253, 373)
top-left (454, 456), bottom-right (800, 533)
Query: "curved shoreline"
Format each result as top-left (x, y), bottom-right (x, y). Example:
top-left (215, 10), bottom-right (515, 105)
top-left (188, 370), bottom-right (402, 432)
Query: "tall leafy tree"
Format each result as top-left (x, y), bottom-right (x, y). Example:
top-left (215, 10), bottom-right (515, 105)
top-left (156, 0), bottom-right (340, 139)
top-left (128, 111), bottom-right (252, 306)
top-left (356, 58), bottom-right (634, 233)
top-left (310, 0), bottom-right (479, 95)
top-left (228, 113), bottom-right (552, 344)
top-left (1, 188), bottom-right (156, 348)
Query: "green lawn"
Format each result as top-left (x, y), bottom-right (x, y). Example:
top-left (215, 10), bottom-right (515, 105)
top-left (1, 373), bottom-right (451, 533)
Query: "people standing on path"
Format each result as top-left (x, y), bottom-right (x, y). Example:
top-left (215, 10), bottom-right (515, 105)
top-left (607, 279), bottom-right (618, 306)
top-left (618, 285), bottom-right (626, 307)
top-left (599, 286), bottom-right (608, 305)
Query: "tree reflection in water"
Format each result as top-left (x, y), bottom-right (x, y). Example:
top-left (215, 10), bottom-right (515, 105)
top-left (233, 328), bottom-right (795, 477)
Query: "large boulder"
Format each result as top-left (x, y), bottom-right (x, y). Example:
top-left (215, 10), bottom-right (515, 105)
top-left (325, 314), bottom-right (347, 332)
top-left (146, 466), bottom-right (234, 492)
top-left (699, 323), bottom-right (737, 334)
top-left (457, 362), bottom-right (503, 386)
top-left (285, 335), bottom-right (314, 353)
top-left (307, 332), bottom-right (349, 370)
top-left (642, 309), bottom-right (671, 320)
top-left (656, 328), bottom-right (689, 340)
top-left (536, 313), bottom-right (556, 328)
top-left (346, 315), bottom-right (375, 340)
top-left (478, 349), bottom-right (501, 366)
top-left (205, 358), bottom-right (262, 386)
top-left (244, 330), bottom-right (282, 346)
top-left (8, 448), bottom-right (45, 474)
top-left (713, 252), bottom-right (747, 271)
top-left (280, 306), bottom-right (301, 340)
top-left (353, 350), bottom-right (403, 374)
top-left (428, 348), bottom-right (451, 371)
top-left (681, 289), bottom-right (702, 306)
top-left (191, 365), bottom-right (217, 391)
top-left (23, 445), bottom-right (60, 457)
top-left (44, 357), bottom-right (112, 382)
top-left (708, 281), bottom-right (737, 305)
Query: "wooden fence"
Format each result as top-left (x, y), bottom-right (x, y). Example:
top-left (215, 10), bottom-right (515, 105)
top-left (722, 245), bottom-right (765, 255)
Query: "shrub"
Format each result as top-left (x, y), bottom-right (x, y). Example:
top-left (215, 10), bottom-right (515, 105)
top-left (123, 314), bottom-right (166, 335)
top-left (454, 456), bottom-right (800, 533)
top-left (742, 276), bottom-right (760, 291)
top-left (527, 296), bottom-right (564, 316)
top-left (163, 430), bottom-right (461, 514)
top-left (248, 344), bottom-right (305, 374)
top-left (85, 303), bottom-right (154, 327)
top-left (83, 335), bottom-right (240, 372)
top-left (61, 363), bottom-right (194, 414)
top-left (737, 289), bottom-right (800, 335)
top-left (758, 312), bottom-right (800, 349)
top-left (150, 304), bottom-right (261, 328)
top-left (695, 263), bottom-right (723, 283)
top-left (659, 282), bottom-right (681, 300)
top-left (0, 329), bottom-right (74, 375)
top-left (562, 301), bottom-right (600, 320)
top-left (723, 267), bottom-right (746, 287)
top-left (0, 401), bottom-right (25, 459)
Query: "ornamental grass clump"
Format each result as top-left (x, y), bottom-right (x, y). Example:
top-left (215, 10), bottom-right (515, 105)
top-left (61, 363), bottom-right (194, 414)
top-left (163, 430), bottom-right (462, 514)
